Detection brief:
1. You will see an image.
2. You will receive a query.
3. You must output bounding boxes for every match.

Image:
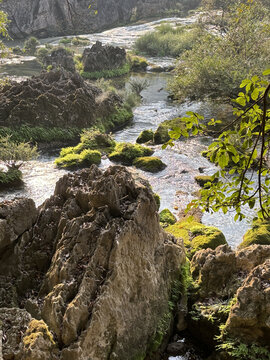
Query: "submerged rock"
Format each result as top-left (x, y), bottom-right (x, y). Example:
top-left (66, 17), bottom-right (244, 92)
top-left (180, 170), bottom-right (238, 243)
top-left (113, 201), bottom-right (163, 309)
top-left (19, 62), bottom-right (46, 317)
top-left (0, 165), bottom-right (185, 359)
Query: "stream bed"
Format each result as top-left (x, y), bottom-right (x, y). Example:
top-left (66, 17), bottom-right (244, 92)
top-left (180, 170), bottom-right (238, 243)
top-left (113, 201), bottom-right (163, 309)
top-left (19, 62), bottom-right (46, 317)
top-left (0, 16), bottom-right (254, 250)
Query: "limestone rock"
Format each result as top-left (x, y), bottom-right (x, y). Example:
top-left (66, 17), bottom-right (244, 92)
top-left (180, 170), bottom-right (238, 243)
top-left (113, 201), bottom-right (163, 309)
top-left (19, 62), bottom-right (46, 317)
top-left (1, 0), bottom-right (182, 39)
top-left (44, 47), bottom-right (76, 72)
top-left (0, 69), bottom-right (121, 129)
top-left (82, 41), bottom-right (126, 72)
top-left (0, 165), bottom-right (185, 359)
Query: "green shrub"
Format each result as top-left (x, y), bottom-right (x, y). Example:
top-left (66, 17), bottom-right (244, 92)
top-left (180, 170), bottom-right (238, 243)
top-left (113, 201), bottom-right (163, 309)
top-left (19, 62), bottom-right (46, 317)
top-left (81, 63), bottom-right (130, 80)
top-left (12, 46), bottom-right (24, 55)
top-left (133, 156), bottom-right (166, 173)
top-left (59, 37), bottom-right (72, 45)
top-left (159, 209), bottom-right (177, 226)
top-left (109, 142), bottom-right (153, 165)
top-left (238, 220), bottom-right (270, 249)
top-left (0, 168), bottom-right (22, 189)
top-left (36, 47), bottom-right (50, 64)
top-left (23, 37), bottom-right (40, 55)
top-left (71, 37), bottom-right (90, 46)
top-left (136, 130), bottom-right (154, 144)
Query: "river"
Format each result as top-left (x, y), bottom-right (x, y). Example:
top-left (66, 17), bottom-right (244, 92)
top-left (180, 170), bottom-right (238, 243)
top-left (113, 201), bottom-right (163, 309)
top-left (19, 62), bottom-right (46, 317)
top-left (0, 16), bottom-right (254, 250)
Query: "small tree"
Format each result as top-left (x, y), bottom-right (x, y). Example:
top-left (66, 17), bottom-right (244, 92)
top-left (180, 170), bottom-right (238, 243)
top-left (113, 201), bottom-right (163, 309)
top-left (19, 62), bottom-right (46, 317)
top-left (23, 37), bottom-right (40, 55)
top-left (0, 136), bottom-right (39, 170)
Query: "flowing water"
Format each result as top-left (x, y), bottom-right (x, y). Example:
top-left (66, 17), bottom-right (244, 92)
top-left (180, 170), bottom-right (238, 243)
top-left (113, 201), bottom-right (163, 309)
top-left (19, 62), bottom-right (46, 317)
top-left (0, 16), bottom-right (254, 249)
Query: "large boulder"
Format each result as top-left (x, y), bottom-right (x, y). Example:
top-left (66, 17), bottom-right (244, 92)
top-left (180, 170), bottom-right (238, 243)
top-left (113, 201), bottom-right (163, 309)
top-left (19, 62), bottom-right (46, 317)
top-left (44, 47), bottom-right (76, 72)
top-left (82, 41), bottom-right (126, 72)
top-left (0, 68), bottom-right (121, 128)
top-left (0, 165), bottom-right (185, 359)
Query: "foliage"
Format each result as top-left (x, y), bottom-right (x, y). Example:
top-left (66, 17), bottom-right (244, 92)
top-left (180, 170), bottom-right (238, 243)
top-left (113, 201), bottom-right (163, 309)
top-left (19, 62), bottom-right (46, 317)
top-left (109, 142), bottom-right (153, 165)
top-left (0, 136), bottom-right (38, 169)
top-left (216, 338), bottom-right (270, 360)
top-left (165, 70), bottom-right (270, 221)
top-left (159, 208), bottom-right (177, 226)
top-left (136, 130), bottom-right (154, 144)
top-left (0, 126), bottom-right (81, 144)
top-left (129, 78), bottom-right (149, 96)
top-left (170, 0), bottom-right (270, 101)
top-left (0, 168), bottom-right (22, 189)
top-left (81, 63), bottom-right (130, 80)
top-left (0, 3), bottom-right (9, 57)
top-left (23, 37), bottom-right (40, 55)
top-left (134, 23), bottom-right (204, 58)
top-left (133, 156), bottom-right (166, 173)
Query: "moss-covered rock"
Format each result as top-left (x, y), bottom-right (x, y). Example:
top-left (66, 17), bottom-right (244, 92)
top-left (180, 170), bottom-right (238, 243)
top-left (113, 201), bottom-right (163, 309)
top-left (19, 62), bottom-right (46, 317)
top-left (128, 54), bottom-right (149, 72)
top-left (136, 129), bottom-right (154, 144)
top-left (0, 168), bottom-right (23, 190)
top-left (55, 149), bottom-right (101, 169)
top-left (133, 156), bottom-right (166, 173)
top-left (166, 217), bottom-right (227, 258)
top-left (195, 175), bottom-right (213, 188)
top-left (109, 142), bottom-right (153, 165)
top-left (159, 209), bottom-right (177, 227)
top-left (154, 117), bottom-right (183, 144)
top-left (238, 220), bottom-right (270, 249)
top-left (154, 193), bottom-right (161, 211)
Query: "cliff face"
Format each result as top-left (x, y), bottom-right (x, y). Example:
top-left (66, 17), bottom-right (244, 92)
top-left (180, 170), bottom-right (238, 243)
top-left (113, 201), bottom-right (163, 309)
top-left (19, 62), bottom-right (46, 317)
top-left (1, 0), bottom-right (179, 39)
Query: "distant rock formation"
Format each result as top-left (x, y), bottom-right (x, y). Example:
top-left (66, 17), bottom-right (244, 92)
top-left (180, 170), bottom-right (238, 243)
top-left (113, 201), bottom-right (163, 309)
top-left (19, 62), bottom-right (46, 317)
top-left (0, 68), bottom-right (121, 128)
top-left (0, 0), bottom-right (183, 39)
top-left (44, 47), bottom-right (76, 72)
top-left (82, 41), bottom-right (126, 72)
top-left (0, 165), bottom-right (185, 359)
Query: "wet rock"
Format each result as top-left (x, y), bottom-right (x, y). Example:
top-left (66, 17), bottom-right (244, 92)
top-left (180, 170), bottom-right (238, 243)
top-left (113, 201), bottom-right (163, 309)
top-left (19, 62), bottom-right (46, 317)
top-left (82, 41), bottom-right (126, 72)
top-left (167, 341), bottom-right (187, 356)
top-left (44, 47), bottom-right (75, 72)
top-left (0, 165), bottom-right (186, 359)
top-left (0, 68), bottom-right (121, 129)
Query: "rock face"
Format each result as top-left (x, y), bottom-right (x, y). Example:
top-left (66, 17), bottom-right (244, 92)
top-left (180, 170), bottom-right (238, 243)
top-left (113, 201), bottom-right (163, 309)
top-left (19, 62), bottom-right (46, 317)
top-left (0, 165), bottom-right (185, 359)
top-left (82, 41), bottom-right (126, 72)
top-left (1, 0), bottom-right (181, 39)
top-left (189, 244), bottom-right (270, 352)
top-left (44, 48), bottom-right (76, 72)
top-left (0, 69), bottom-right (121, 128)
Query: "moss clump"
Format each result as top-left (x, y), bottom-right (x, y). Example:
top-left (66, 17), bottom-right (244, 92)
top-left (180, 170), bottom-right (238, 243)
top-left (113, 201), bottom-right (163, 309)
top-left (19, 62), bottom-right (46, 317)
top-left (23, 320), bottom-right (55, 348)
top-left (159, 208), bottom-right (177, 227)
top-left (166, 216), bottom-right (227, 258)
top-left (154, 193), bottom-right (161, 211)
top-left (81, 63), bottom-right (130, 80)
top-left (195, 175), bottom-right (214, 188)
top-left (133, 156), bottom-right (166, 173)
top-left (136, 130), bottom-right (154, 144)
top-left (55, 149), bottom-right (101, 169)
top-left (154, 118), bottom-right (183, 144)
top-left (127, 53), bottom-right (149, 71)
top-left (238, 219), bottom-right (270, 249)
top-left (0, 168), bottom-right (22, 189)
top-left (109, 142), bottom-right (153, 165)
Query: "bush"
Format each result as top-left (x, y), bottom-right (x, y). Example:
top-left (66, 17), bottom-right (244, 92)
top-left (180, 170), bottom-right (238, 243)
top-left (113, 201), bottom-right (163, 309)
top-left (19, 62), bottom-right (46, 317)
top-left (23, 37), bottom-right (40, 55)
top-left (159, 209), bottom-right (177, 227)
top-left (109, 142), bottom-right (153, 165)
top-left (136, 129), bottom-right (154, 144)
top-left (129, 78), bottom-right (150, 96)
top-left (133, 156), bottom-right (166, 173)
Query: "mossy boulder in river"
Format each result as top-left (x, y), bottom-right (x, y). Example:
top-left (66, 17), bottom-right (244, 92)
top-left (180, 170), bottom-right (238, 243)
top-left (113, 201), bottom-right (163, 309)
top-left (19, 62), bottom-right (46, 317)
top-left (159, 209), bottom-right (177, 227)
top-left (133, 156), bottom-right (166, 173)
top-left (166, 216), bottom-right (227, 258)
top-left (238, 219), bottom-right (270, 249)
top-left (55, 149), bottom-right (101, 169)
top-left (136, 129), bottom-right (154, 144)
top-left (109, 142), bottom-right (153, 165)
top-left (195, 175), bottom-right (214, 188)
top-left (0, 168), bottom-right (23, 190)
top-left (154, 117), bottom-right (183, 144)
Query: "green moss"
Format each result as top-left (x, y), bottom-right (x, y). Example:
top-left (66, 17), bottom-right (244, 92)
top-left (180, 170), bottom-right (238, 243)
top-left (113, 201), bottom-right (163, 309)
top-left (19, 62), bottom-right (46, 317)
top-left (166, 216), bottom-right (227, 258)
top-left (127, 53), bottom-right (149, 72)
top-left (81, 63), bottom-right (130, 80)
top-left (0, 168), bottom-right (22, 189)
top-left (154, 117), bottom-right (183, 144)
top-left (23, 320), bottom-right (55, 348)
top-left (109, 142), bottom-right (153, 165)
top-left (159, 208), bottom-right (177, 227)
top-left (136, 129), bottom-right (154, 144)
top-left (195, 175), bottom-right (213, 188)
top-left (133, 156), bottom-right (166, 173)
top-left (55, 149), bottom-right (101, 169)
top-left (154, 193), bottom-right (161, 211)
top-left (238, 219), bottom-right (270, 249)
top-left (59, 37), bottom-right (72, 45)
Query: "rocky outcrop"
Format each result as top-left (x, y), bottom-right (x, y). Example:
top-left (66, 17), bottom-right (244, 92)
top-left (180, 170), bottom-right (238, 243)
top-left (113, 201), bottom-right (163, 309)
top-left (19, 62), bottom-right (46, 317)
top-left (0, 165), bottom-right (185, 359)
top-left (82, 41), bottom-right (126, 72)
top-left (44, 47), bottom-right (76, 72)
top-left (0, 69), bottom-right (121, 128)
top-left (188, 244), bottom-right (270, 355)
top-left (1, 0), bottom-right (182, 39)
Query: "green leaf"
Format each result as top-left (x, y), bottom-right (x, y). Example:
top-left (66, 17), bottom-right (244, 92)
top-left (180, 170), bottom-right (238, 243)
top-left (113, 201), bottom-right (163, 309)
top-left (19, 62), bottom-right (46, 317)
top-left (251, 88), bottom-right (260, 100)
top-left (263, 69), bottom-right (270, 76)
